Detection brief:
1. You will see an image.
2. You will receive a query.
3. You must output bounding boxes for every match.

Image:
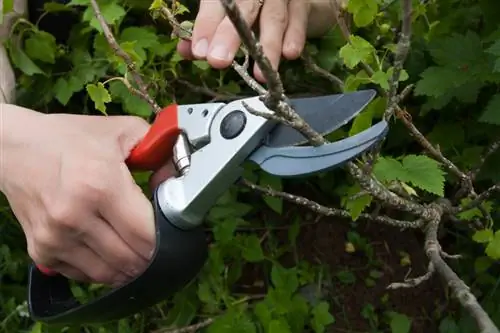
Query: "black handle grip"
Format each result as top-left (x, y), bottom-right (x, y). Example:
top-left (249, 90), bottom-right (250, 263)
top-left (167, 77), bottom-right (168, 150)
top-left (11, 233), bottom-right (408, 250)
top-left (27, 189), bottom-right (209, 324)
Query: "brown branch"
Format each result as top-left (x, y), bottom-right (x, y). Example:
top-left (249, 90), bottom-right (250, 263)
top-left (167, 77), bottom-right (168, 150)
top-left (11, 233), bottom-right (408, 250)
top-left (176, 79), bottom-right (242, 101)
top-left (423, 207), bottom-right (500, 333)
top-left (455, 183), bottom-right (500, 214)
top-left (470, 138), bottom-right (500, 181)
top-left (216, 0), bottom-right (284, 104)
top-left (241, 179), bottom-right (424, 229)
top-left (385, 0), bottom-right (412, 119)
top-left (301, 51), bottom-right (344, 91)
top-left (153, 318), bottom-right (214, 333)
top-left (88, 0), bottom-right (161, 114)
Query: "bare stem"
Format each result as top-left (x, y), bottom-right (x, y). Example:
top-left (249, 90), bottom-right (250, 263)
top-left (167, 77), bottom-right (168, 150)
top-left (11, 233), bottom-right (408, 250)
top-left (88, 0), bottom-right (161, 114)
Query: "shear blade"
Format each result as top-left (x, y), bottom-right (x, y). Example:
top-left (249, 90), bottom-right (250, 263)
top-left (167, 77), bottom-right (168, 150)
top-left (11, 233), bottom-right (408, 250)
top-left (265, 89), bottom-right (377, 147)
top-left (248, 120), bottom-right (389, 178)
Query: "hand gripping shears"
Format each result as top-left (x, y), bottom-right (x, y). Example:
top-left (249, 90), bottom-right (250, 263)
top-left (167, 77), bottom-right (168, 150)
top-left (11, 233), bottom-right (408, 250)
top-left (27, 89), bottom-right (388, 324)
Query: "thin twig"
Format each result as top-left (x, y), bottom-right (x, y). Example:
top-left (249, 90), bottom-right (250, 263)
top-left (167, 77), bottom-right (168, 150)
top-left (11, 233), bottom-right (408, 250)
top-left (88, 0), bottom-right (161, 114)
top-left (385, 0), bottom-right (412, 119)
top-left (470, 138), bottom-right (500, 181)
top-left (241, 179), bottom-right (424, 229)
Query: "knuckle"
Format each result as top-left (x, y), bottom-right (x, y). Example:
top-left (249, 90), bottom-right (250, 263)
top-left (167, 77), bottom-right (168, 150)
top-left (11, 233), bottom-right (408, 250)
top-left (75, 160), bottom-right (110, 201)
top-left (269, 10), bottom-right (287, 27)
top-left (46, 199), bottom-right (75, 227)
top-left (32, 227), bottom-right (58, 252)
top-left (27, 240), bottom-right (42, 263)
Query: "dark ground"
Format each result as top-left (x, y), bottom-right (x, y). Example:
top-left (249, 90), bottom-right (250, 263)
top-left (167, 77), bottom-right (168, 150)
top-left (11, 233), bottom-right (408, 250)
top-left (237, 184), bottom-right (451, 333)
top-left (297, 217), bottom-right (447, 332)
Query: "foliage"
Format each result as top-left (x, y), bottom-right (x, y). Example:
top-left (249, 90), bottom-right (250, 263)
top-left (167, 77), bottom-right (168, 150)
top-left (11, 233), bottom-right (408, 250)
top-left (2, 0), bottom-right (500, 332)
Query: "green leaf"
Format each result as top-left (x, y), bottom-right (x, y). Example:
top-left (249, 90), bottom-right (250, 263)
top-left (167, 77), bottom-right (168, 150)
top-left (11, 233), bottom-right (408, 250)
top-left (349, 109), bottom-right (373, 136)
top-left (310, 301), bottom-right (335, 333)
top-left (25, 31), bottom-right (58, 64)
top-left (414, 67), bottom-right (469, 98)
top-left (6, 41), bottom-right (44, 76)
top-left (388, 312), bottom-right (412, 333)
top-left (207, 308), bottom-right (256, 333)
top-left (120, 27), bottom-right (159, 49)
top-left (457, 198), bottom-right (493, 220)
top-left (439, 316), bottom-right (460, 333)
top-left (344, 70), bottom-right (372, 92)
top-left (108, 81), bottom-right (153, 117)
top-left (474, 256), bottom-right (493, 274)
top-left (479, 93), bottom-right (500, 125)
top-left (342, 184), bottom-right (372, 221)
top-left (472, 229), bottom-right (494, 243)
top-left (271, 264), bottom-right (299, 294)
top-left (373, 157), bottom-right (407, 182)
top-left (339, 36), bottom-right (375, 69)
top-left (485, 232), bottom-right (500, 260)
top-left (1, 0), bottom-right (14, 24)
top-left (193, 60), bottom-right (210, 71)
top-left (259, 172), bottom-right (283, 214)
top-left (287, 294), bottom-right (309, 332)
top-left (254, 301), bottom-right (273, 328)
top-left (373, 155), bottom-right (446, 196)
top-left (268, 319), bottom-right (292, 333)
top-left (212, 218), bottom-right (241, 244)
top-left (86, 83), bottom-right (111, 115)
top-left (371, 70), bottom-right (391, 90)
top-left (83, 2), bottom-right (126, 31)
top-left (241, 235), bottom-right (265, 262)
top-left (53, 78), bottom-right (75, 105)
top-left (67, 0), bottom-right (89, 5)
top-left (400, 155), bottom-right (446, 196)
top-left (208, 203), bottom-right (253, 222)
top-left (347, 0), bottom-right (378, 27)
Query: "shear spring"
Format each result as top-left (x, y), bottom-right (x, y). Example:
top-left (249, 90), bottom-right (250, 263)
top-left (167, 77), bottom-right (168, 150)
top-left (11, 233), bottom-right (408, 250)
top-left (173, 133), bottom-right (191, 175)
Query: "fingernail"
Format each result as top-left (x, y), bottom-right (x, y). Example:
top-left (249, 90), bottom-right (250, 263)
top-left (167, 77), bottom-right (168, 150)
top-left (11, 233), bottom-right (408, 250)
top-left (193, 38), bottom-right (208, 57)
top-left (285, 42), bottom-right (301, 57)
top-left (209, 45), bottom-right (230, 61)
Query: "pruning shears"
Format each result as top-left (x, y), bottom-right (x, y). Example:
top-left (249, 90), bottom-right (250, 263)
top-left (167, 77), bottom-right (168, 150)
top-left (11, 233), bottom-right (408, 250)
top-left (27, 89), bottom-right (388, 324)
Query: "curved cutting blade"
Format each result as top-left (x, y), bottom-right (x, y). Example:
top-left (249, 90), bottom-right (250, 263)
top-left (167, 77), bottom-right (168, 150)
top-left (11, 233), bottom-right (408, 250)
top-left (266, 89), bottom-right (377, 147)
top-left (249, 120), bottom-right (389, 178)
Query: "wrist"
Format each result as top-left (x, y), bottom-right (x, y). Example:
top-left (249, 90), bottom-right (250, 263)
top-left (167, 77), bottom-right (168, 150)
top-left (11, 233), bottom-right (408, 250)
top-left (0, 104), bottom-right (44, 192)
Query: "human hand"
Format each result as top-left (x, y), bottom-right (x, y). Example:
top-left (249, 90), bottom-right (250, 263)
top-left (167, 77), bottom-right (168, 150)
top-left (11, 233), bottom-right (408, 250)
top-left (176, 0), bottom-right (313, 82)
top-left (0, 105), bottom-right (173, 287)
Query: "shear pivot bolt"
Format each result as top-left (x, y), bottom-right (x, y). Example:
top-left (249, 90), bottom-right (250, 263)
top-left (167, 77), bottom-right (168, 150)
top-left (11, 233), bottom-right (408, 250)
top-left (220, 110), bottom-right (246, 139)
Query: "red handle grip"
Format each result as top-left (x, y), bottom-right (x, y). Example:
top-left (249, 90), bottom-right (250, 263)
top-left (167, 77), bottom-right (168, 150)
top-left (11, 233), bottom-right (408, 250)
top-left (36, 105), bottom-right (180, 276)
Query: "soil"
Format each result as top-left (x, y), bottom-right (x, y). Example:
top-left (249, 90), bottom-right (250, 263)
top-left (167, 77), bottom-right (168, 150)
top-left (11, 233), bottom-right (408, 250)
top-left (296, 216), bottom-right (447, 333)
top-left (238, 184), bottom-right (450, 333)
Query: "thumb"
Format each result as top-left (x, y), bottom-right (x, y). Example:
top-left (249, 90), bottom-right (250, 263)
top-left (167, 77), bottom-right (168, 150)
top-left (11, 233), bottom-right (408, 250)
top-left (149, 161), bottom-right (178, 191)
top-left (106, 116), bottom-right (151, 159)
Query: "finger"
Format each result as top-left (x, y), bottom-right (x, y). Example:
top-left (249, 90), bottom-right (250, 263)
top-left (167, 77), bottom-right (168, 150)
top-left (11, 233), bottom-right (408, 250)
top-left (98, 163), bottom-right (156, 261)
top-left (53, 263), bottom-right (91, 283)
top-left (149, 160), bottom-right (178, 191)
top-left (58, 245), bottom-right (128, 285)
top-left (177, 39), bottom-right (194, 60)
top-left (81, 216), bottom-right (148, 278)
top-left (282, 0), bottom-right (309, 59)
top-left (207, 0), bottom-right (263, 68)
top-left (254, 0), bottom-right (288, 82)
top-left (191, 0), bottom-right (226, 59)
